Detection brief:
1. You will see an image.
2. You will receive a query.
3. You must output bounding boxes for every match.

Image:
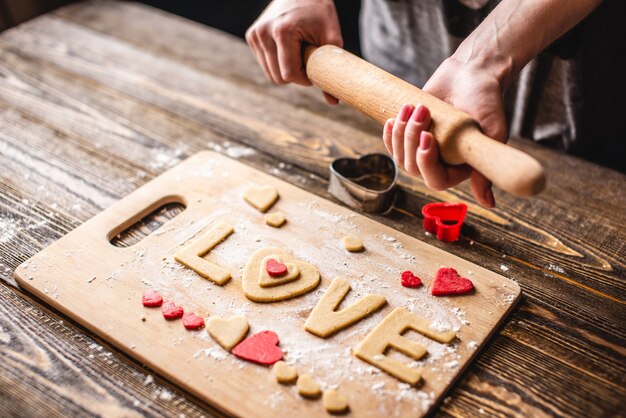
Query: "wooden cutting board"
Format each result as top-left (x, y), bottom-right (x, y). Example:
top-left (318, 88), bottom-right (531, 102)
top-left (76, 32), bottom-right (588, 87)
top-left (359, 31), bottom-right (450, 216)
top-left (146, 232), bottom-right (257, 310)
top-left (14, 151), bottom-right (521, 417)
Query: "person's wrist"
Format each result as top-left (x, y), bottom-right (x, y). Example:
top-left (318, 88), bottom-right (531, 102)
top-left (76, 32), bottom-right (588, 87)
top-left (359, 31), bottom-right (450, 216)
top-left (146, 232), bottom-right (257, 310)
top-left (450, 41), bottom-right (515, 91)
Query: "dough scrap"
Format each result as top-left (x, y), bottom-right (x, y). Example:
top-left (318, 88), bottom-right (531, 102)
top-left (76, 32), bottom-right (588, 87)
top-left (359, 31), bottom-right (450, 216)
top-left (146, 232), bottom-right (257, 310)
top-left (297, 374), bottom-right (321, 398)
top-left (264, 211), bottom-right (286, 227)
top-left (304, 277), bottom-right (386, 338)
top-left (342, 235), bottom-right (364, 252)
top-left (206, 315), bottom-right (250, 351)
top-left (244, 185), bottom-right (279, 212)
top-left (174, 221), bottom-right (234, 285)
top-left (272, 361), bottom-right (298, 384)
top-left (354, 307), bottom-right (456, 385)
top-left (323, 390), bottom-right (349, 414)
top-left (258, 255), bottom-right (300, 288)
top-left (243, 247), bottom-right (320, 302)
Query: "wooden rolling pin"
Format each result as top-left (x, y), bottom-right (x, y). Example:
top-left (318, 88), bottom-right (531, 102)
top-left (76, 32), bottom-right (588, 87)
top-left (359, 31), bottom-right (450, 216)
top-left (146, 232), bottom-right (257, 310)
top-left (304, 45), bottom-right (546, 197)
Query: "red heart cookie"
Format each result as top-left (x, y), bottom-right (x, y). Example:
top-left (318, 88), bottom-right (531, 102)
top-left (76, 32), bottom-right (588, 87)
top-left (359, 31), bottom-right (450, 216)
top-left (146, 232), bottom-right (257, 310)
top-left (266, 259), bottom-right (288, 277)
top-left (421, 202), bottom-right (467, 242)
top-left (142, 290), bottom-right (163, 307)
top-left (162, 301), bottom-right (184, 320)
top-left (232, 330), bottom-right (283, 365)
top-left (431, 267), bottom-right (474, 296)
top-left (401, 271), bottom-right (422, 288)
top-left (182, 312), bottom-right (205, 330)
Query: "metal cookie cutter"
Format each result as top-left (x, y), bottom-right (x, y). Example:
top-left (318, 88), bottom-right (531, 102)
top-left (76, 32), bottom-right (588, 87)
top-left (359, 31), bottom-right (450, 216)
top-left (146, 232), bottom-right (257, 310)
top-left (329, 153), bottom-right (398, 213)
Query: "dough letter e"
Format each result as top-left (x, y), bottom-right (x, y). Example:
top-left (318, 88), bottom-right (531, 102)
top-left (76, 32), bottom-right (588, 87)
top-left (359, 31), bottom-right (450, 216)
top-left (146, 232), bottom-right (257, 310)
top-left (354, 307), bottom-right (456, 385)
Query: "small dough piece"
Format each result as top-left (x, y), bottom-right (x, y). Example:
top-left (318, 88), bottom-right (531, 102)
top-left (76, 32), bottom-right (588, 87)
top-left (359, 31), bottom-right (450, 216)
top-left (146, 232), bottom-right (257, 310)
top-left (244, 185), bottom-right (279, 212)
top-left (323, 390), bottom-right (349, 414)
top-left (182, 312), bottom-right (205, 330)
top-left (297, 375), bottom-right (321, 398)
top-left (342, 235), bottom-right (364, 252)
top-left (354, 307), bottom-right (456, 385)
top-left (243, 247), bottom-right (320, 302)
top-left (272, 361), bottom-right (298, 384)
top-left (259, 255), bottom-right (300, 288)
top-left (304, 277), bottom-right (386, 338)
top-left (264, 211), bottom-right (286, 227)
top-left (206, 315), bottom-right (250, 351)
top-left (174, 221), bottom-right (234, 285)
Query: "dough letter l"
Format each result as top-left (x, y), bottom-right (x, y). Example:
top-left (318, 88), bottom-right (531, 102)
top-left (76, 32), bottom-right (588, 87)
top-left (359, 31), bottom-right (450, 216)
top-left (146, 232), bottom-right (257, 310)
top-left (174, 221), bottom-right (234, 285)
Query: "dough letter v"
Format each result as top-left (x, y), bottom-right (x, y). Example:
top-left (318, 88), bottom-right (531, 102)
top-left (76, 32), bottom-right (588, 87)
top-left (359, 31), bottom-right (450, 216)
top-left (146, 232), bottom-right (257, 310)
top-left (304, 277), bottom-right (387, 338)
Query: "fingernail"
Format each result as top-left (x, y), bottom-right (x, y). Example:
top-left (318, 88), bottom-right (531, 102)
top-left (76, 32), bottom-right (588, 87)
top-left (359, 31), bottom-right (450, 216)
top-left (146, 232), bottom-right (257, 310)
top-left (412, 105), bottom-right (428, 123)
top-left (419, 132), bottom-right (431, 150)
top-left (399, 104), bottom-right (414, 122)
top-left (485, 188), bottom-right (495, 208)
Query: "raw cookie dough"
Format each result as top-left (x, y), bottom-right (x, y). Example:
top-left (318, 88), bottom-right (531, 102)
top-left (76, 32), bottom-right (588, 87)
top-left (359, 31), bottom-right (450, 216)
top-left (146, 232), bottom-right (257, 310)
top-left (182, 312), bottom-right (205, 330)
top-left (259, 255), bottom-right (300, 288)
top-left (162, 301), bottom-right (184, 320)
top-left (174, 221), bottom-right (234, 285)
top-left (232, 331), bottom-right (283, 365)
top-left (297, 375), bottom-right (321, 398)
top-left (244, 185), bottom-right (279, 212)
top-left (323, 390), bottom-right (349, 414)
top-left (342, 235), bottom-right (364, 252)
top-left (272, 361), bottom-right (298, 384)
top-left (243, 247), bottom-right (320, 302)
top-left (305, 277), bottom-right (386, 338)
top-left (354, 307), bottom-right (456, 385)
top-left (206, 315), bottom-right (250, 351)
top-left (264, 211), bottom-right (286, 228)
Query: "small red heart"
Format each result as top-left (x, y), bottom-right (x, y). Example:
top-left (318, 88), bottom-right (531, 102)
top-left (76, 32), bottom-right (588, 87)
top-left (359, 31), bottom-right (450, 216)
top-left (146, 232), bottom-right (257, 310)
top-left (142, 290), bottom-right (163, 307)
top-left (422, 202), bottom-right (467, 242)
top-left (182, 312), bottom-right (205, 330)
top-left (401, 271), bottom-right (423, 288)
top-left (266, 259), bottom-right (288, 277)
top-left (431, 267), bottom-right (474, 296)
top-left (232, 330), bottom-right (283, 365)
top-left (162, 301), bottom-right (184, 319)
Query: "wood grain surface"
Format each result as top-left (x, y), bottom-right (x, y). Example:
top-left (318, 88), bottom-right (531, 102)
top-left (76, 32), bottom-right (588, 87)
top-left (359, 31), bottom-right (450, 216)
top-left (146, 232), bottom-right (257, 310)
top-left (0, 1), bottom-right (624, 417)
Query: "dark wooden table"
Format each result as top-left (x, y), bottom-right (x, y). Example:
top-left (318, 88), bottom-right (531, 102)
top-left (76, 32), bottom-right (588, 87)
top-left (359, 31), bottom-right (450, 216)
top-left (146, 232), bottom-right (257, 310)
top-left (0, 1), bottom-right (624, 417)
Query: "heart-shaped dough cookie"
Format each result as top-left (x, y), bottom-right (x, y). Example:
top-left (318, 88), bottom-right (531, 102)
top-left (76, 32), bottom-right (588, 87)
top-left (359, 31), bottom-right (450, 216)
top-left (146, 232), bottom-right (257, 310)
top-left (272, 360), bottom-right (298, 384)
top-left (232, 330), bottom-right (283, 365)
top-left (259, 255), bottom-right (300, 288)
top-left (323, 390), bottom-right (349, 414)
top-left (243, 247), bottom-right (320, 302)
top-left (264, 211), bottom-right (286, 227)
top-left (297, 374), bottom-right (321, 398)
top-left (206, 315), bottom-right (250, 351)
top-left (243, 185), bottom-right (279, 213)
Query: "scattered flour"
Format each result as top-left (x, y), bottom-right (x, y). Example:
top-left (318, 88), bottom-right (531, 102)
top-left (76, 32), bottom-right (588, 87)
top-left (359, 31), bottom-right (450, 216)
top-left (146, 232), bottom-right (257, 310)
top-left (0, 326), bottom-right (11, 344)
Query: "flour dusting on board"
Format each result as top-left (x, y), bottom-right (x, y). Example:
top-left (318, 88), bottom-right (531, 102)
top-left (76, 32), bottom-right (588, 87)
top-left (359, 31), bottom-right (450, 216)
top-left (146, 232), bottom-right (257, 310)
top-left (120, 171), bottom-right (471, 416)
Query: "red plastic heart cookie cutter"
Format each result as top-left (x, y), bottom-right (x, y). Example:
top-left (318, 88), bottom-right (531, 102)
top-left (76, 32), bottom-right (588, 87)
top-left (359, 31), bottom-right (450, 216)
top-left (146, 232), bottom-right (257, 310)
top-left (421, 202), bottom-right (467, 242)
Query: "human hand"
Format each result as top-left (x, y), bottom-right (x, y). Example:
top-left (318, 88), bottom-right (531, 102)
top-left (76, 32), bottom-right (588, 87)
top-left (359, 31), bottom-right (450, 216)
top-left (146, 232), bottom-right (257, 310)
top-left (383, 57), bottom-right (509, 208)
top-left (245, 0), bottom-right (343, 104)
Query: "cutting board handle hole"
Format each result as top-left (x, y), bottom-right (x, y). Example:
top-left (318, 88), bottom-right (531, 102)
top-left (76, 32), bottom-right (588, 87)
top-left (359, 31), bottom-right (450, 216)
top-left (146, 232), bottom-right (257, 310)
top-left (108, 196), bottom-right (186, 247)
